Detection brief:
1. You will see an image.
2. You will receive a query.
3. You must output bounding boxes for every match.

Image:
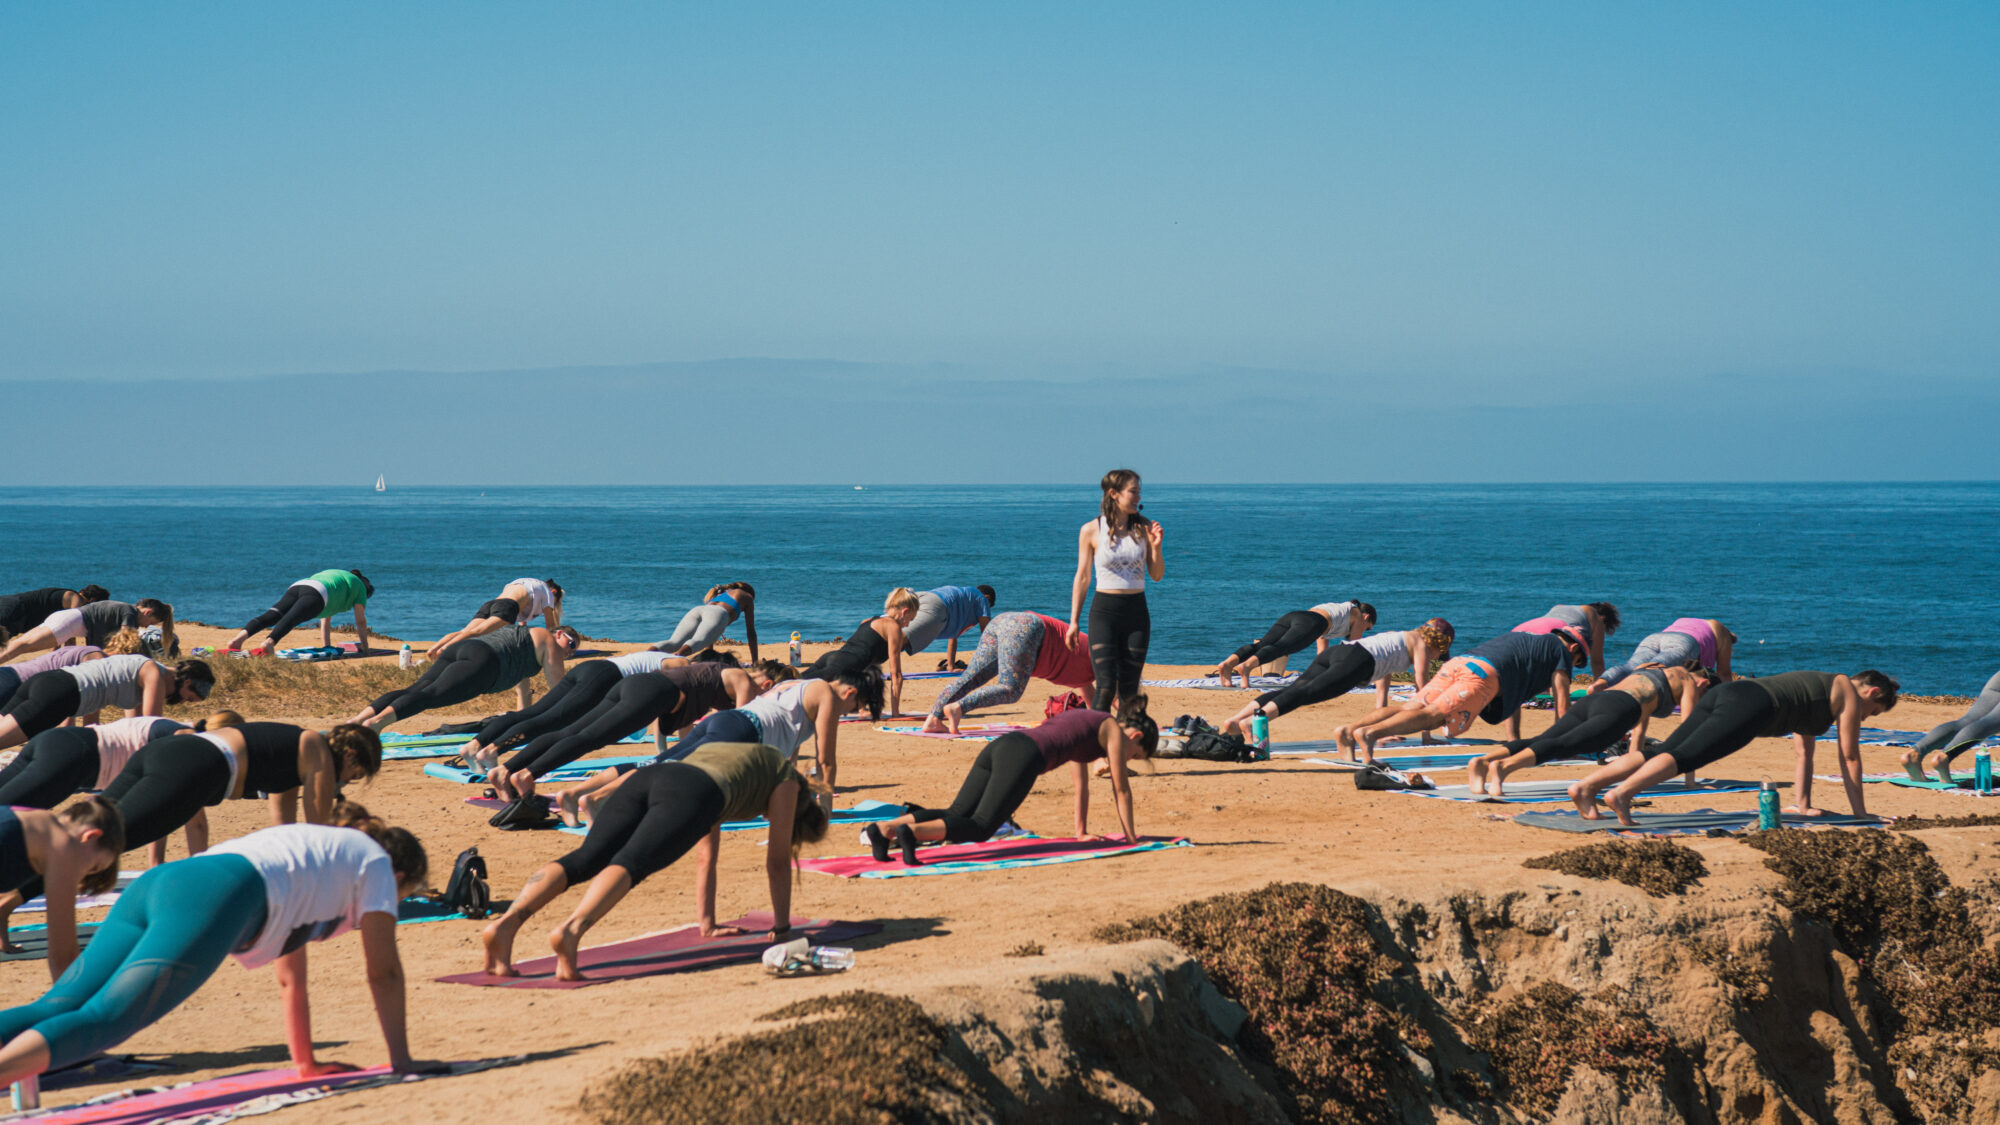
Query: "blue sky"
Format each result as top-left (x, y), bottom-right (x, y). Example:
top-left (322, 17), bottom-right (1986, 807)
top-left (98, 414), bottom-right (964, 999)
top-left (2, 4), bottom-right (1996, 480)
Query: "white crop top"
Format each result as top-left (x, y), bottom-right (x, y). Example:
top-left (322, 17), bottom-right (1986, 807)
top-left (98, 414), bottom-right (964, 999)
top-left (1093, 518), bottom-right (1149, 593)
top-left (506, 578), bottom-right (556, 619)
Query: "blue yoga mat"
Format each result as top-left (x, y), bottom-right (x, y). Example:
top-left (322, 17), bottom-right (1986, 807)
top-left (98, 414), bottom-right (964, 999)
top-left (1513, 808), bottom-right (1883, 836)
top-left (1298, 752), bottom-right (1489, 771)
top-left (424, 756), bottom-right (652, 784)
top-left (557, 798), bottom-right (904, 836)
top-left (1397, 776), bottom-right (1762, 804)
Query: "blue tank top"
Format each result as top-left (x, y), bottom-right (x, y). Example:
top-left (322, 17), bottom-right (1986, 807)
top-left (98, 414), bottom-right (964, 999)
top-left (1465, 633), bottom-right (1572, 723)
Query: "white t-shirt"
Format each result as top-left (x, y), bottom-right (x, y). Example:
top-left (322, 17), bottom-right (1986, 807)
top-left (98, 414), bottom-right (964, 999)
top-left (609, 651), bottom-right (672, 677)
top-left (1310, 601), bottom-right (1358, 639)
top-left (505, 578), bottom-right (556, 620)
top-left (208, 824), bottom-right (400, 969)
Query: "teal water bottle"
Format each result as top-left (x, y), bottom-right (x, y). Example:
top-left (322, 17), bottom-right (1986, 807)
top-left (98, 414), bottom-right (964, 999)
top-left (1757, 777), bottom-right (1780, 830)
top-left (1976, 749), bottom-right (1992, 795)
top-left (1250, 713), bottom-right (1270, 760)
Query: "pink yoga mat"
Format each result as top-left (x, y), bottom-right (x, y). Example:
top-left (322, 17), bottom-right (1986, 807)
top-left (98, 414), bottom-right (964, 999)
top-left (21, 1065), bottom-right (394, 1125)
top-left (800, 835), bottom-right (1189, 878)
top-left (435, 913), bottom-right (882, 990)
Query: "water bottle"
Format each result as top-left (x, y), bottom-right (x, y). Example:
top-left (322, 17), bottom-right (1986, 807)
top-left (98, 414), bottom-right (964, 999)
top-left (1249, 713), bottom-right (1270, 760)
top-left (1977, 749), bottom-right (1992, 795)
top-left (1757, 777), bottom-right (1780, 830)
top-left (810, 946), bottom-right (854, 971)
top-left (789, 631), bottom-right (802, 667)
top-left (399, 643), bottom-right (414, 669)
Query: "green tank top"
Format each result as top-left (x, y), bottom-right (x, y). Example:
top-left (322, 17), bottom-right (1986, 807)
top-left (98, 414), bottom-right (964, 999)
top-left (472, 624), bottom-right (544, 687)
top-left (684, 742), bottom-right (805, 823)
top-left (310, 570), bottom-right (368, 616)
top-left (1753, 670), bottom-right (1839, 738)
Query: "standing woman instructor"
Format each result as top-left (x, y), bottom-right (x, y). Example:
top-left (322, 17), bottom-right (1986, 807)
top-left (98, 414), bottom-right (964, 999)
top-left (1068, 470), bottom-right (1163, 713)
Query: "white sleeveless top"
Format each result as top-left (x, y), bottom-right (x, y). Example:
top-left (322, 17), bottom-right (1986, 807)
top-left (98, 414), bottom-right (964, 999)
top-left (609, 651), bottom-right (672, 677)
top-left (63, 655), bottom-right (162, 715)
top-left (1309, 601), bottom-right (1357, 638)
top-left (742, 680), bottom-right (813, 756)
top-left (505, 578), bottom-right (556, 619)
top-left (1356, 631), bottom-right (1413, 680)
top-left (1093, 518), bottom-right (1148, 593)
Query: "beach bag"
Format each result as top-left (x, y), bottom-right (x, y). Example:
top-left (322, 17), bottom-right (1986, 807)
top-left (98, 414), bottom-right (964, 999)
top-left (1045, 691), bottom-right (1089, 720)
top-left (1352, 765), bottom-right (1436, 792)
top-left (441, 846), bottom-right (492, 918)
top-left (1171, 729), bottom-right (1258, 763)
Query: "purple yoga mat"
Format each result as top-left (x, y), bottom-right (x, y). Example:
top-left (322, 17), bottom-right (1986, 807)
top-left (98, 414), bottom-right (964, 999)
top-left (435, 913), bottom-right (882, 990)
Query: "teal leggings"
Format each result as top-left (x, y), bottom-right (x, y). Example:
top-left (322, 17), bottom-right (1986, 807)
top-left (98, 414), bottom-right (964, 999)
top-left (0, 855), bottom-right (266, 1071)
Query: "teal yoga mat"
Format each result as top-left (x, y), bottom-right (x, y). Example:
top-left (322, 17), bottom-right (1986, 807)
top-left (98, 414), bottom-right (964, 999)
top-left (558, 798), bottom-right (903, 836)
top-left (423, 756), bottom-right (651, 784)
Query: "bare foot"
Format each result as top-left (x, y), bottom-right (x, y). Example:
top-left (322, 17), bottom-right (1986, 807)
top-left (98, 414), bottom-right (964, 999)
top-left (1925, 752), bottom-right (1954, 785)
top-left (486, 765), bottom-right (512, 799)
top-left (550, 924), bottom-right (586, 981)
top-left (1900, 749), bottom-right (1924, 782)
top-left (1603, 786), bottom-right (1637, 826)
top-left (579, 792), bottom-right (602, 825)
top-left (1212, 660), bottom-right (1235, 685)
top-left (1334, 725), bottom-right (1358, 759)
top-left (1569, 782), bottom-right (1601, 819)
top-left (942, 702), bottom-right (964, 735)
top-left (1466, 758), bottom-right (1489, 795)
top-left (1358, 730), bottom-right (1380, 765)
top-left (556, 789), bottom-right (582, 828)
top-left (920, 714), bottom-right (949, 734)
top-left (1220, 717), bottom-right (1244, 739)
top-left (481, 916), bottom-right (521, 976)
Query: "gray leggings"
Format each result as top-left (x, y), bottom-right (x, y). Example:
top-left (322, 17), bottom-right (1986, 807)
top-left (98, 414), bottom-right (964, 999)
top-left (662, 603), bottom-right (732, 653)
top-left (1598, 632), bottom-right (1700, 687)
top-left (1914, 669), bottom-right (2000, 764)
top-left (929, 612), bottom-right (1041, 719)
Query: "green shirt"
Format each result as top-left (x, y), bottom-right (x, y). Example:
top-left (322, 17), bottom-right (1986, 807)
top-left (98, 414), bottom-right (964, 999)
top-left (684, 742), bottom-right (805, 823)
top-left (309, 570), bottom-right (368, 617)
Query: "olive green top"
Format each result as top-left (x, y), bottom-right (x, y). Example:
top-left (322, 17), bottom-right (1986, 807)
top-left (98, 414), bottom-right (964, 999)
top-left (684, 742), bottom-right (806, 823)
top-left (1752, 670), bottom-right (1839, 738)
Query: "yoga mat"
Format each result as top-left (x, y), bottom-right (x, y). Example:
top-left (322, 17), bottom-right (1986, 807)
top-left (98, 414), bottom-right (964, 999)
top-left (18, 872), bottom-right (139, 915)
top-left (1142, 675), bottom-right (1299, 690)
top-left (1888, 775), bottom-right (1998, 794)
top-left (0, 922), bottom-right (99, 962)
top-left (1269, 735), bottom-right (1497, 757)
top-left (384, 728), bottom-right (653, 751)
top-left (801, 835), bottom-right (1192, 879)
top-left (1512, 808), bottom-right (1884, 837)
top-left (12, 1056), bottom-right (528, 1125)
top-left (396, 896), bottom-right (496, 925)
top-left (839, 712), bottom-right (921, 724)
top-left (424, 756), bottom-right (651, 784)
top-left (436, 913), bottom-right (882, 989)
top-left (554, 799), bottom-right (904, 836)
top-left (879, 724), bottom-right (1026, 740)
top-left (1298, 752), bottom-right (1489, 771)
top-left (1397, 776), bottom-right (1763, 804)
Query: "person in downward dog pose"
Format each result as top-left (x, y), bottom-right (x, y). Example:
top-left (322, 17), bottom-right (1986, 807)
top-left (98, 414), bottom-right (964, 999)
top-left (1068, 469), bottom-right (1164, 713)
top-left (352, 624), bottom-right (578, 731)
top-left (1336, 629), bottom-right (1585, 761)
top-left (1594, 617), bottom-right (1734, 688)
top-left (452, 649), bottom-right (687, 774)
top-left (802, 590), bottom-right (918, 716)
top-left (1467, 664), bottom-right (1715, 797)
top-left (1572, 669), bottom-right (1899, 825)
top-left (551, 666), bottom-right (881, 825)
top-left (901, 584), bottom-right (996, 669)
top-left (0, 805), bottom-right (432, 1086)
top-left (0, 799), bottom-right (123, 979)
top-left (1513, 602), bottom-right (1620, 679)
top-left (224, 568), bottom-right (374, 655)
top-left (922, 611), bottom-right (1096, 734)
top-left (0, 586), bottom-right (107, 643)
top-left (653, 582), bottom-right (759, 662)
top-left (479, 742), bottom-right (827, 981)
top-left (1219, 619), bottom-right (1453, 739)
top-left (865, 698), bottom-right (1158, 865)
top-left (1902, 668), bottom-right (2000, 784)
top-left (487, 659), bottom-right (774, 809)
top-left (0, 645), bottom-right (104, 711)
top-left (427, 577), bottom-right (565, 659)
top-left (0, 655), bottom-right (214, 751)
top-left (1210, 599), bottom-right (1375, 688)
top-left (0, 598), bottom-right (176, 664)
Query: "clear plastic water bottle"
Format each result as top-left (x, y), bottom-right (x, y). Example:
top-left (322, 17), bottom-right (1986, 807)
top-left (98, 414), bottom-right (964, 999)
top-left (1757, 777), bottom-right (1780, 830)
top-left (789, 631), bottom-right (802, 667)
top-left (809, 946), bottom-right (854, 971)
top-left (1250, 713), bottom-right (1270, 759)
top-left (1976, 749), bottom-right (1993, 795)
top-left (399, 643), bottom-right (414, 669)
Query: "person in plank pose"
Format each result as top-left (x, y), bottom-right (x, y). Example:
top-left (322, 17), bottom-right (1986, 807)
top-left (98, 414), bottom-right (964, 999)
top-left (452, 649), bottom-right (690, 774)
top-left (1593, 616), bottom-right (1734, 688)
top-left (1210, 599), bottom-right (1374, 688)
top-left (427, 577), bottom-right (564, 659)
top-left (1467, 663), bottom-right (1715, 797)
top-left (1335, 629), bottom-right (1586, 762)
top-left (0, 586), bottom-right (107, 644)
top-left (0, 598), bottom-right (178, 663)
top-left (353, 624), bottom-right (578, 731)
top-left (1512, 602), bottom-right (1620, 679)
top-left (0, 654), bottom-right (213, 751)
top-left (653, 582), bottom-right (759, 662)
top-left (224, 568), bottom-right (374, 655)
top-left (1218, 619), bottom-right (1453, 739)
top-left (801, 590), bottom-right (918, 716)
top-left (0, 799), bottom-right (123, 980)
top-left (1903, 668), bottom-right (2000, 784)
top-left (901, 584), bottom-right (996, 669)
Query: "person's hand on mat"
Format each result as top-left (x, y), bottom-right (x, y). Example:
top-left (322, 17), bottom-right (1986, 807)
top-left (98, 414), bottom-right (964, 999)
top-left (296, 1060), bottom-right (361, 1078)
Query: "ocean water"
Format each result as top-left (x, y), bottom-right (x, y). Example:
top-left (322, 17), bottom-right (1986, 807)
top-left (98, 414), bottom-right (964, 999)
top-left (1, 483), bottom-right (1994, 695)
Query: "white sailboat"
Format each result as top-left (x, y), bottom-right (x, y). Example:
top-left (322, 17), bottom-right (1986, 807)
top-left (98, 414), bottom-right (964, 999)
top-left (375, 474), bottom-right (386, 492)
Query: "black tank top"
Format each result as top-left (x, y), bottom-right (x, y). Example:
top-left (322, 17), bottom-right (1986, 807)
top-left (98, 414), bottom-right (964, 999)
top-left (840, 618), bottom-right (890, 666)
top-left (1754, 671), bottom-right (1839, 738)
top-left (665, 663), bottom-right (731, 721)
top-left (239, 722), bottom-right (306, 794)
top-left (9, 588), bottom-right (71, 624)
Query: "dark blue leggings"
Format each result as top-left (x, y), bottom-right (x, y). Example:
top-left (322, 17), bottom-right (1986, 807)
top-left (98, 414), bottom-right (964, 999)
top-left (0, 855), bottom-right (266, 1071)
top-left (654, 709), bottom-right (759, 764)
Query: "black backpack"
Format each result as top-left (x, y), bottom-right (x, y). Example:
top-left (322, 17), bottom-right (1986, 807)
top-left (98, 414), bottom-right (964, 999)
top-left (1163, 728), bottom-right (1259, 763)
top-left (441, 846), bottom-right (492, 919)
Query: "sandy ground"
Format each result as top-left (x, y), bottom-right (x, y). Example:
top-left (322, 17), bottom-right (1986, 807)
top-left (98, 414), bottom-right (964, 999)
top-left (3, 624), bottom-right (1991, 1122)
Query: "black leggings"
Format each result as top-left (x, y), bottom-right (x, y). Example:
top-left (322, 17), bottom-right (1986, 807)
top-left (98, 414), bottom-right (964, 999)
top-left (1232, 610), bottom-right (1326, 667)
top-left (241, 585), bottom-right (326, 646)
top-left (368, 643), bottom-right (504, 721)
top-left (1651, 680), bottom-right (1776, 772)
top-left (505, 674), bottom-right (683, 778)
top-left (907, 733), bottom-right (1044, 844)
top-left (99, 736), bottom-right (236, 854)
top-left (1, 672), bottom-right (83, 741)
top-left (555, 762), bottom-right (724, 887)
top-left (1506, 691), bottom-right (1644, 765)
top-left (1257, 643), bottom-right (1376, 717)
top-left (0, 727), bottom-right (101, 808)
top-left (475, 661), bottom-right (621, 748)
top-left (1087, 591), bottom-right (1150, 712)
